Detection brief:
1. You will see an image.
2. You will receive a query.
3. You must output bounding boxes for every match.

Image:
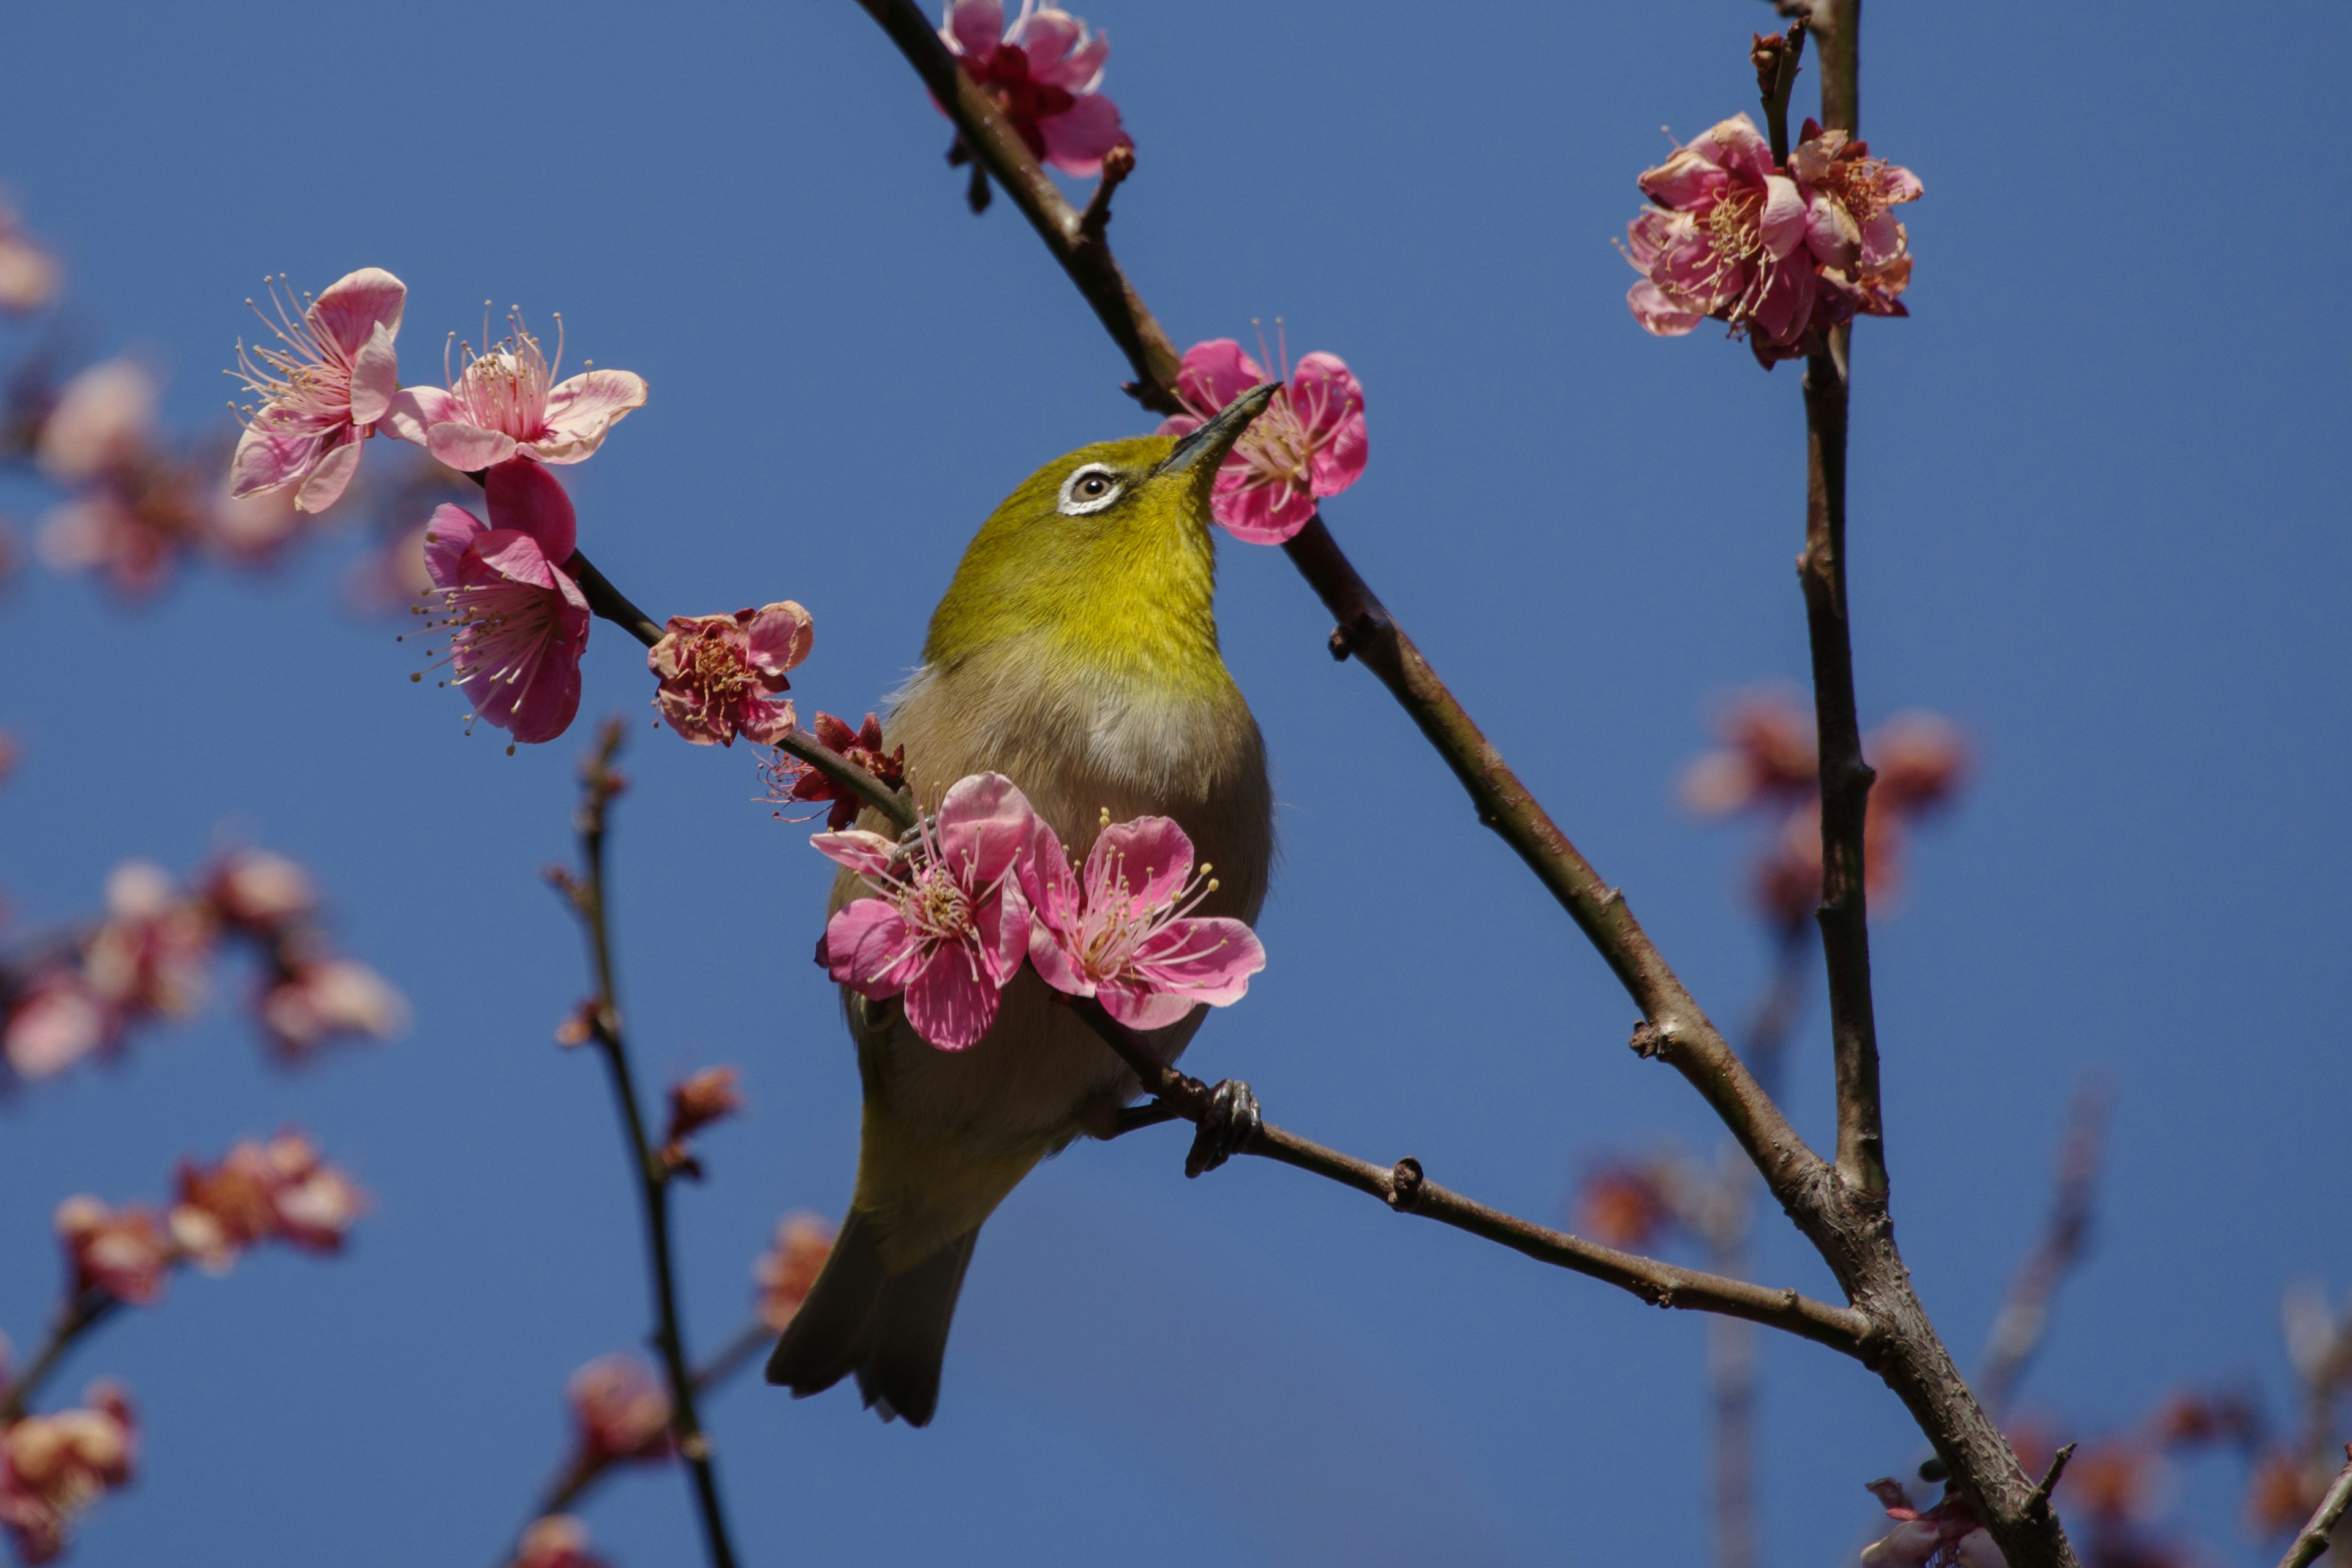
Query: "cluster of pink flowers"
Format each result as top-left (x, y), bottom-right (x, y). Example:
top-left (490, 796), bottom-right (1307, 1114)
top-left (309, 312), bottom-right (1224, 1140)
top-left (648, 603), bottom-right (813, 747)
top-left (226, 271), bottom-right (651, 747)
top-left (53, 1131), bottom-right (365, 1305)
top-left (1158, 336), bottom-right (1368, 545)
top-left (763, 712), bottom-right (907, 831)
top-left (939, 0), bottom-right (1128, 176)
top-left (813, 772), bottom-right (1265, 1050)
top-left (565, 1354), bottom-right (673, 1469)
top-left (1679, 690), bottom-right (1967, 929)
top-left (1623, 114), bottom-right (1921, 364)
top-left (0, 1381), bottom-right (134, 1566)
top-left (0, 848), bottom-right (407, 1085)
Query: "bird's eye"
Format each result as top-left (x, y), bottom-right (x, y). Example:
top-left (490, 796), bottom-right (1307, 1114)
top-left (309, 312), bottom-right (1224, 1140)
top-left (1057, 464), bottom-right (1125, 516)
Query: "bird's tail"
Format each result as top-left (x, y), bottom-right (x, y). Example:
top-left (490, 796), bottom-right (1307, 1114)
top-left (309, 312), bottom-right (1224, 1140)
top-left (764, 1210), bottom-right (979, 1428)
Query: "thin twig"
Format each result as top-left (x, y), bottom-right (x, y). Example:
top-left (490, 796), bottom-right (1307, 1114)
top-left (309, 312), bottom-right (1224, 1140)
top-left (1752, 20), bottom-right (1809, 164)
top-left (0, 1291), bottom-right (119, 1424)
top-left (2279, 1446), bottom-right (2352, 1568)
top-left (1977, 1079), bottom-right (2110, 1422)
top-left (561, 722), bottom-right (742, 1568)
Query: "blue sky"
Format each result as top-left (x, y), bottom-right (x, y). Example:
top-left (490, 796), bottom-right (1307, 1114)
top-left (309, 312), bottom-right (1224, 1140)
top-left (1, 1), bottom-right (2345, 1564)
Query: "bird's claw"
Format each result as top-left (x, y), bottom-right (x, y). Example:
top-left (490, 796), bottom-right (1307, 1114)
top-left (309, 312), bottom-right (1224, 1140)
top-left (1184, 1079), bottom-right (1260, 1178)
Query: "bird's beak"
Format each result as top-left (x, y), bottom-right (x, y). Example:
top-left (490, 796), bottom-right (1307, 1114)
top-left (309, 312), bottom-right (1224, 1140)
top-left (1155, 382), bottom-right (1280, 477)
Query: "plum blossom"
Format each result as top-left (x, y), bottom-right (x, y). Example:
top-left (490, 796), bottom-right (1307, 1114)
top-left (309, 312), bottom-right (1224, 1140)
top-left (260, 1132), bottom-right (367, 1251)
top-left (203, 847), bottom-right (317, 933)
top-left (416, 457), bottom-right (591, 745)
top-left (228, 268), bottom-right (406, 512)
top-left (755, 1213), bottom-right (835, 1332)
top-left (567, 1354), bottom-right (672, 1466)
top-left (82, 861), bottom-right (216, 1024)
top-left (513, 1516), bottom-right (611, 1568)
top-left (0, 1382), bottom-right (136, 1566)
top-left (658, 1066), bottom-right (745, 1177)
top-left (258, 959), bottom-right (409, 1058)
top-left (1157, 336), bottom-right (1368, 545)
top-left (385, 309), bottom-right (646, 472)
top-left (1021, 810), bottom-right (1265, 1030)
top-left (940, 0), bottom-right (1129, 176)
top-left (2, 970), bottom-right (113, 1082)
top-left (54, 1197), bottom-right (172, 1304)
top-left (0, 204), bottom-right (60, 314)
top-left (1621, 113), bottom-right (1920, 364)
top-left (813, 772), bottom-right (1038, 1051)
top-left (1859, 1479), bottom-right (2006, 1567)
top-left (647, 602), bottom-right (813, 747)
top-left (763, 712), bottom-right (905, 831)
top-left (34, 360), bottom-right (156, 486)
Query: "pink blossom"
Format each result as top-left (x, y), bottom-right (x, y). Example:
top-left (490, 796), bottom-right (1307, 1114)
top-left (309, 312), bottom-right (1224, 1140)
top-left (55, 1197), bottom-right (173, 1304)
top-left (1157, 337), bottom-right (1367, 545)
top-left (35, 360), bottom-right (157, 485)
top-left (1021, 811), bottom-right (1265, 1030)
top-left (207, 480), bottom-right (308, 564)
top-left (82, 861), bottom-right (216, 1022)
top-left (257, 1131), bottom-right (366, 1251)
top-left (647, 601), bottom-right (813, 747)
top-left (259, 959), bottom-right (409, 1058)
top-left (940, 0), bottom-right (1129, 176)
top-left (0, 204), bottom-right (60, 314)
top-left (228, 268), bottom-right (407, 513)
top-left (168, 1141), bottom-right (285, 1271)
top-left (3, 969), bottom-right (114, 1082)
top-left (567, 1354), bottom-right (672, 1465)
top-left (1859, 1479), bottom-right (2007, 1567)
top-left (754, 1213), bottom-right (835, 1332)
top-left (1620, 115), bottom-right (1815, 353)
top-left (813, 772), bottom-right (1038, 1051)
top-left (763, 711), bottom-right (906, 831)
top-left (514, 1517), bottom-right (610, 1568)
top-left (203, 847), bottom-right (317, 933)
top-left (1791, 118), bottom-right (1922, 323)
top-left (0, 1382), bottom-right (136, 1566)
top-left (385, 309), bottom-right (647, 472)
top-left (417, 458), bottom-right (591, 745)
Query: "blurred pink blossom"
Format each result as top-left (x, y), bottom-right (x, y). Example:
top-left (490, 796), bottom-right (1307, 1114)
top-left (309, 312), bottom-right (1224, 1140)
top-left (34, 360), bottom-right (156, 486)
top-left (258, 1131), bottom-right (367, 1251)
top-left (203, 848), bottom-right (317, 934)
top-left (566, 1354), bottom-right (672, 1466)
top-left (513, 1516), bottom-right (609, 1568)
top-left (258, 958), bottom-right (409, 1058)
top-left (385, 310), bottom-right (646, 472)
top-left (2, 969), bottom-right (113, 1081)
top-left (81, 861), bottom-right (215, 1023)
top-left (813, 772), bottom-right (1038, 1050)
top-left (1158, 337), bottom-right (1367, 545)
top-left (647, 602), bottom-right (813, 747)
top-left (54, 1197), bottom-right (172, 1304)
top-left (0, 1381), bottom-right (136, 1566)
top-left (417, 458), bottom-right (591, 745)
top-left (228, 268), bottom-right (406, 513)
top-left (940, 0), bottom-right (1129, 176)
top-left (755, 1213), bottom-right (835, 1332)
top-left (1859, 1479), bottom-right (2005, 1567)
top-left (0, 204), bottom-right (60, 314)
top-left (1021, 811), bottom-right (1264, 1030)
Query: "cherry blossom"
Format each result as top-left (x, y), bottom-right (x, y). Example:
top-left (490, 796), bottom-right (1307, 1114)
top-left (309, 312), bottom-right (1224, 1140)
top-left (1859, 1479), bottom-right (2006, 1567)
top-left (754, 1213), bottom-right (835, 1332)
top-left (2, 969), bottom-right (113, 1082)
top-left (0, 1382), bottom-right (136, 1566)
top-left (940, 0), bottom-right (1128, 176)
top-left (81, 861), bottom-right (215, 1024)
top-left (1792, 118), bottom-right (1922, 325)
top-left (647, 602), bottom-right (812, 747)
top-left (764, 711), bottom-right (905, 831)
top-left (813, 772), bottom-right (1038, 1050)
top-left (54, 1197), bottom-right (172, 1304)
top-left (1021, 810), bottom-right (1265, 1030)
top-left (262, 1132), bottom-right (368, 1251)
top-left (258, 958), bottom-right (409, 1058)
top-left (203, 847), bottom-right (317, 933)
top-left (566, 1354), bottom-right (672, 1465)
top-left (659, 1066), bottom-right (745, 1177)
top-left (416, 457), bottom-right (591, 745)
top-left (385, 309), bottom-right (646, 472)
top-left (34, 360), bottom-right (156, 486)
top-left (1158, 336), bottom-right (1368, 545)
top-left (228, 268), bottom-right (406, 512)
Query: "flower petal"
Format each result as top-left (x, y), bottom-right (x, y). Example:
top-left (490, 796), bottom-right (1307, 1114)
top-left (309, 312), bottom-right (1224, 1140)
top-left (428, 422), bottom-right (518, 472)
top-left (1636, 147), bottom-right (1727, 213)
top-left (532, 369), bottom-right (649, 463)
top-left (934, 772), bottom-right (1039, 889)
top-left (1760, 176), bottom-right (1809, 260)
top-left (1087, 815), bottom-right (1196, 911)
top-left (902, 945), bottom-right (1003, 1051)
top-left (745, 601), bottom-right (814, 676)
top-left (423, 503), bottom-right (485, 589)
top-left (1695, 114), bottom-right (1774, 183)
top-left (228, 422), bottom-right (323, 498)
top-left (1293, 353), bottom-right (1368, 499)
top-left (383, 385), bottom-right (458, 446)
top-left (1628, 279), bottom-right (1702, 336)
top-left (1210, 474), bottom-right (1316, 545)
top-left (811, 829), bottom-right (899, 877)
top-left (1174, 339), bottom-right (1268, 417)
top-left (1098, 982), bottom-right (1196, 1032)
top-left (466, 527), bottom-right (559, 592)
top-left (293, 436), bottom-right (364, 513)
top-left (944, 0), bottom-right (1003, 59)
top-left (347, 320), bottom-right (401, 424)
top-left (309, 268), bottom-right (405, 359)
top-left (1039, 93), bottom-right (1125, 175)
top-left (822, 899), bottom-right (916, 998)
top-left (484, 456), bottom-right (578, 562)
top-left (738, 696), bottom-right (798, 747)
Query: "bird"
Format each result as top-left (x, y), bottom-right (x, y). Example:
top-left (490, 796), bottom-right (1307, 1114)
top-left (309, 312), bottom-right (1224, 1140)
top-left (766, 386), bottom-right (1280, 1427)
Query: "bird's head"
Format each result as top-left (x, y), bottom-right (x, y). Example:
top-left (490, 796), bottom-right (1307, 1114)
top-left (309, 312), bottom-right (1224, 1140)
top-left (924, 385), bottom-right (1279, 690)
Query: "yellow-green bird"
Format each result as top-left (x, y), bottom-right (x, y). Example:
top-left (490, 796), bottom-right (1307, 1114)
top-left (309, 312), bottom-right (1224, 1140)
top-left (766, 388), bottom-right (1280, 1426)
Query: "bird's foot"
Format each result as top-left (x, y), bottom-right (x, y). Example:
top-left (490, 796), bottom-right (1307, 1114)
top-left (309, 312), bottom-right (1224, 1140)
top-left (1184, 1079), bottom-right (1261, 1178)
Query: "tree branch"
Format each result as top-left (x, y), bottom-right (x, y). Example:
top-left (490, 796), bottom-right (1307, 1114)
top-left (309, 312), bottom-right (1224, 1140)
top-left (0, 1291), bottom-right (119, 1424)
top-left (2280, 1446), bottom-right (2352, 1568)
top-left (1976, 1079), bottom-right (2109, 1422)
top-left (1072, 1000), bottom-right (1868, 1355)
top-left (560, 722), bottom-right (742, 1568)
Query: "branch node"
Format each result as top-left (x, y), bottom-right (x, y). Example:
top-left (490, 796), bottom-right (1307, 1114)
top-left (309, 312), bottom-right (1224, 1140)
top-left (1327, 625), bottom-right (1355, 662)
top-left (1386, 1157), bottom-right (1427, 1213)
top-left (1629, 1020), bottom-right (1667, 1060)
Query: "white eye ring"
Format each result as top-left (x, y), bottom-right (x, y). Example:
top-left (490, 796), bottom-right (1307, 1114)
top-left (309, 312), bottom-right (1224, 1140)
top-left (1057, 464), bottom-right (1125, 516)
